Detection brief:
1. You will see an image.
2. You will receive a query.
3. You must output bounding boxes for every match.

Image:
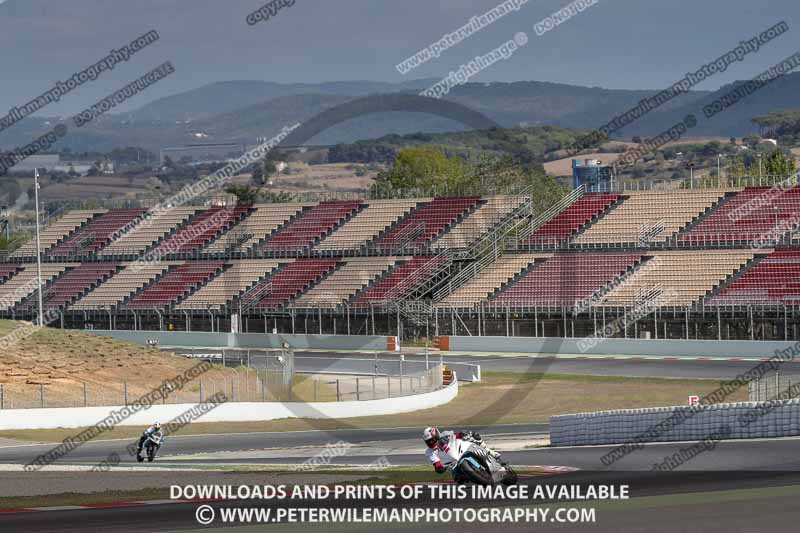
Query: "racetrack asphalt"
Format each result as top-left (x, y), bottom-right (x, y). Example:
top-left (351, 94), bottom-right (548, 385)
top-left (3, 351), bottom-right (800, 530)
top-left (292, 351), bottom-right (800, 380)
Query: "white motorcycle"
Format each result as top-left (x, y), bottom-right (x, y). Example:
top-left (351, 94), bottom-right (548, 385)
top-left (137, 434), bottom-right (164, 463)
top-left (446, 437), bottom-right (517, 486)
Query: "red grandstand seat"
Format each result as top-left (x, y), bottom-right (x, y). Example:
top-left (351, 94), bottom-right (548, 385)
top-left (123, 261), bottom-right (225, 310)
top-left (149, 205), bottom-right (252, 257)
top-left (257, 201), bottom-right (362, 253)
top-left (47, 209), bottom-right (146, 258)
top-left (241, 258), bottom-right (339, 310)
top-left (372, 197), bottom-right (480, 252)
top-left (523, 193), bottom-right (620, 247)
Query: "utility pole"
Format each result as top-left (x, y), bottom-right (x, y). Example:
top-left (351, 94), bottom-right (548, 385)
top-left (33, 168), bottom-right (44, 327)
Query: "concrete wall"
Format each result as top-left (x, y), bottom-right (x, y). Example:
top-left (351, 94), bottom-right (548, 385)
top-left (550, 399), bottom-right (800, 447)
top-left (89, 331), bottom-right (389, 351)
top-left (291, 357), bottom-right (480, 382)
top-left (0, 380), bottom-right (458, 430)
top-left (445, 335), bottom-right (796, 358)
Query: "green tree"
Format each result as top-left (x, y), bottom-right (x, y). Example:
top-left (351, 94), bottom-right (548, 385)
top-left (764, 149), bottom-right (796, 177)
top-left (727, 156), bottom-right (747, 178)
top-left (371, 146), bottom-right (470, 197)
top-left (224, 184), bottom-right (259, 204)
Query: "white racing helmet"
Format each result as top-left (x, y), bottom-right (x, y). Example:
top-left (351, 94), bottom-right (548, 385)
top-left (423, 426), bottom-right (441, 448)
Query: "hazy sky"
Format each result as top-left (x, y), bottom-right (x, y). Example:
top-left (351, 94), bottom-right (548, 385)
top-left (1, 0), bottom-right (798, 115)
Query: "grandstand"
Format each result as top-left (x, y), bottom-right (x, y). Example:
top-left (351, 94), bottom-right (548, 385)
top-left (4, 183), bottom-right (800, 341)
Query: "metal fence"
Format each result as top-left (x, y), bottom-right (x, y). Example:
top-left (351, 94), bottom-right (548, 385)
top-left (307, 364), bottom-right (444, 402)
top-left (748, 370), bottom-right (800, 402)
top-left (0, 353), bottom-right (446, 409)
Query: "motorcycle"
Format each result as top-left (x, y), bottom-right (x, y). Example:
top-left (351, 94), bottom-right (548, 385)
top-left (447, 439), bottom-right (517, 486)
top-left (137, 434), bottom-right (165, 463)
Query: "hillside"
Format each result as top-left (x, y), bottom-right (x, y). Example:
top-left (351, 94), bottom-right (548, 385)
top-left (127, 79), bottom-right (438, 122)
top-left (623, 73), bottom-right (800, 138)
top-left (327, 125), bottom-right (588, 165)
top-left (4, 74), bottom-right (800, 155)
top-left (0, 321), bottom-right (239, 408)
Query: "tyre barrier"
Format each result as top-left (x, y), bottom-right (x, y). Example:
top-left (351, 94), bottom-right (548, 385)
top-left (550, 398), bottom-right (800, 447)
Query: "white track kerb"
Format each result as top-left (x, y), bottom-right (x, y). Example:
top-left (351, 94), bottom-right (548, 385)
top-left (0, 379), bottom-right (458, 431)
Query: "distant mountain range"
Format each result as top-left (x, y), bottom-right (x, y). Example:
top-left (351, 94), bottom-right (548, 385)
top-left (2, 74), bottom-right (799, 154)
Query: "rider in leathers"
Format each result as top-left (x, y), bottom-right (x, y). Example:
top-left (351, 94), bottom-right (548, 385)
top-left (423, 427), bottom-right (503, 483)
top-left (136, 422), bottom-right (163, 459)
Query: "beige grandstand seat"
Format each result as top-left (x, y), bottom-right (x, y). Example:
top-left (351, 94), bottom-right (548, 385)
top-left (0, 264), bottom-right (69, 311)
top-left (203, 203), bottom-right (309, 253)
top-left (100, 207), bottom-right (199, 256)
top-left (175, 260), bottom-right (286, 311)
top-left (573, 190), bottom-right (727, 245)
top-left (434, 196), bottom-right (526, 249)
top-left (292, 257), bottom-right (401, 308)
top-left (437, 253), bottom-right (549, 308)
top-left (315, 200), bottom-right (422, 251)
top-left (599, 250), bottom-right (757, 308)
top-left (11, 210), bottom-right (104, 258)
top-left (70, 262), bottom-right (175, 310)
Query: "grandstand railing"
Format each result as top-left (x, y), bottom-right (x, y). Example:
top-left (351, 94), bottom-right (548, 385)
top-left (382, 254), bottom-right (450, 305)
top-left (512, 184), bottom-right (586, 245)
top-left (430, 186), bottom-right (535, 302)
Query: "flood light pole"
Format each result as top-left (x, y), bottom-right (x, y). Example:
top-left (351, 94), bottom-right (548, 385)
top-left (33, 168), bottom-right (44, 327)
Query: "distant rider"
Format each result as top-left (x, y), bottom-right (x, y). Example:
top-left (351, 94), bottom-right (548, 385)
top-left (423, 426), bottom-right (503, 481)
top-left (136, 422), bottom-right (163, 459)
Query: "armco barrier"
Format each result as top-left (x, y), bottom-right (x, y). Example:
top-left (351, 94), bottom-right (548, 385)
top-left (0, 378), bottom-right (458, 430)
top-left (88, 331), bottom-right (390, 351)
top-left (177, 349), bottom-right (481, 383)
top-left (441, 335), bottom-right (798, 358)
top-left (550, 399), bottom-right (800, 447)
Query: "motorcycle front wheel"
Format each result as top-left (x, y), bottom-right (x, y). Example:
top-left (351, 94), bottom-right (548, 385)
top-left (501, 465), bottom-right (518, 486)
top-left (459, 460), bottom-right (494, 486)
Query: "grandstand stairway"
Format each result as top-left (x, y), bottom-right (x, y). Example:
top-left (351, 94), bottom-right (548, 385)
top-left (519, 192), bottom-right (621, 249)
top-left (349, 256), bottom-right (444, 309)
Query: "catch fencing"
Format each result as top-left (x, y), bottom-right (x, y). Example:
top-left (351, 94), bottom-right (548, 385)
top-left (189, 348), bottom-right (446, 402)
top-left (0, 350), bottom-right (447, 409)
top-left (748, 370), bottom-right (800, 401)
